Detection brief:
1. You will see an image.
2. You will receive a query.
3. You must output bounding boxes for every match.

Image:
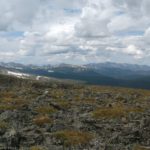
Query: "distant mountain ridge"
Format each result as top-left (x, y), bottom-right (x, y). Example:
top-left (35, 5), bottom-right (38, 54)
top-left (0, 62), bottom-right (150, 89)
top-left (85, 62), bottom-right (150, 79)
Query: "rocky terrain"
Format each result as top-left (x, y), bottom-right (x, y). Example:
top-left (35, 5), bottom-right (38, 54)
top-left (0, 74), bottom-right (150, 150)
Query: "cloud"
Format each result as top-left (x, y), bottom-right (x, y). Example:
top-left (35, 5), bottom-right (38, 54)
top-left (0, 0), bottom-right (150, 65)
top-left (123, 45), bottom-right (144, 59)
top-left (75, 0), bottom-right (114, 38)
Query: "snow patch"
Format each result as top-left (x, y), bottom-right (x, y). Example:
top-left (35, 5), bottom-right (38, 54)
top-left (7, 71), bottom-right (29, 79)
top-left (36, 76), bottom-right (41, 80)
top-left (48, 70), bottom-right (54, 73)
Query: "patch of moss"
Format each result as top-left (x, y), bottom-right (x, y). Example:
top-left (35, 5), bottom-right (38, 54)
top-left (133, 145), bottom-right (150, 150)
top-left (30, 146), bottom-right (46, 150)
top-left (0, 121), bottom-right (9, 129)
top-left (53, 130), bottom-right (93, 147)
top-left (0, 104), bottom-right (17, 111)
top-left (56, 100), bottom-right (71, 109)
top-left (92, 103), bottom-right (144, 119)
top-left (33, 115), bottom-right (53, 126)
top-left (35, 106), bottom-right (57, 115)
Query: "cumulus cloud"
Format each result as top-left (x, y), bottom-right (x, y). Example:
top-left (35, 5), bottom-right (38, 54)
top-left (0, 0), bottom-right (150, 64)
top-left (123, 45), bottom-right (144, 59)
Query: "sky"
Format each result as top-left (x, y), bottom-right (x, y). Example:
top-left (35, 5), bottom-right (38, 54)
top-left (0, 0), bottom-right (150, 65)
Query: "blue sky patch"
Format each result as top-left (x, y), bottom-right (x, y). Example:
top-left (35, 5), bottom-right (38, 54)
top-left (64, 8), bottom-right (81, 14)
top-left (115, 30), bottom-right (144, 37)
top-left (0, 31), bottom-right (24, 38)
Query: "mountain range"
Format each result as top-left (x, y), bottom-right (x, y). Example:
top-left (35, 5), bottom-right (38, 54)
top-left (0, 62), bottom-right (150, 89)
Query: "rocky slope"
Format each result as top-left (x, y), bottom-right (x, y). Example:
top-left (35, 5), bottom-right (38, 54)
top-left (0, 74), bottom-right (150, 150)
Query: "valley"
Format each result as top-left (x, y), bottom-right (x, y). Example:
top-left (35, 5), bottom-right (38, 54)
top-left (1, 62), bottom-right (150, 89)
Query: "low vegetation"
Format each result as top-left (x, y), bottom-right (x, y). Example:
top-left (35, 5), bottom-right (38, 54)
top-left (35, 106), bottom-right (57, 115)
top-left (53, 130), bottom-right (93, 147)
top-left (0, 121), bottom-right (9, 129)
top-left (55, 100), bottom-right (71, 109)
top-left (133, 145), bottom-right (150, 150)
top-left (0, 74), bottom-right (149, 149)
top-left (30, 146), bottom-right (45, 150)
top-left (33, 115), bottom-right (53, 126)
top-left (92, 103), bottom-right (144, 119)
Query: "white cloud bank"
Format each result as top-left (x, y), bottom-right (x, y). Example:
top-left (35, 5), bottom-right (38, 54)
top-left (0, 0), bottom-right (150, 65)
